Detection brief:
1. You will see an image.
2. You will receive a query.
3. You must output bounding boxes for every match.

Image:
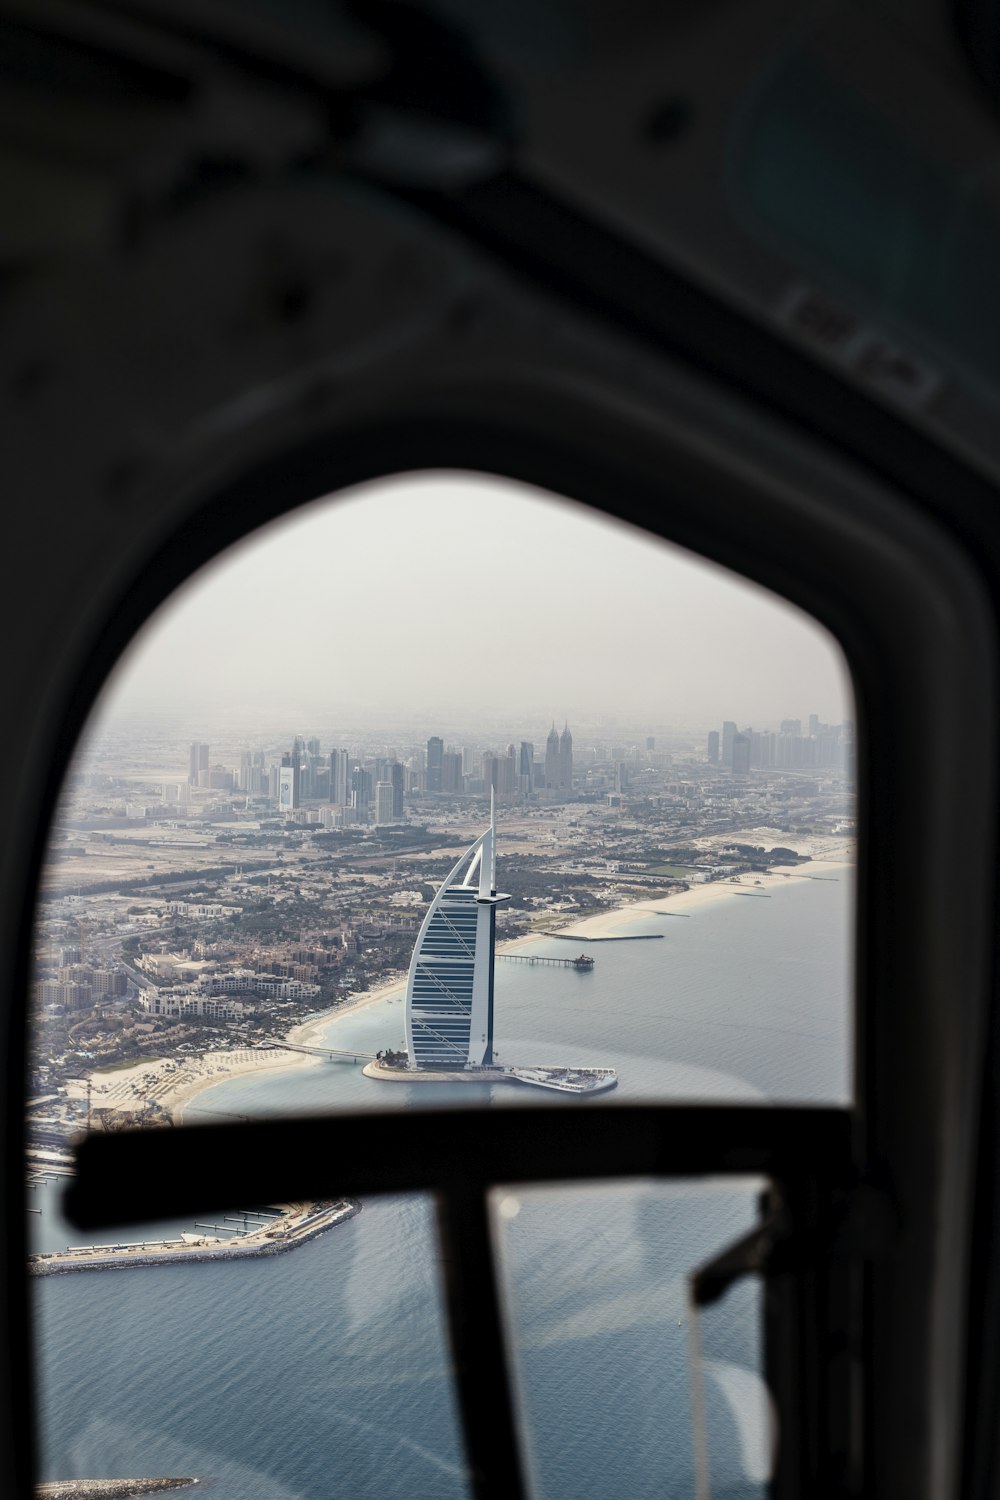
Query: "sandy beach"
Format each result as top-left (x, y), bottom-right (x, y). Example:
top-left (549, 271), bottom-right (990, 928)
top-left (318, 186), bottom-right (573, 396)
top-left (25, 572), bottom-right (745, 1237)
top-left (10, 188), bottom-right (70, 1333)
top-left (551, 840), bottom-right (855, 940)
top-left (163, 977), bottom-right (415, 1119)
top-left (74, 973), bottom-right (419, 1125)
top-left (77, 1048), bottom-right (324, 1126)
top-left (96, 833), bottom-right (853, 1121)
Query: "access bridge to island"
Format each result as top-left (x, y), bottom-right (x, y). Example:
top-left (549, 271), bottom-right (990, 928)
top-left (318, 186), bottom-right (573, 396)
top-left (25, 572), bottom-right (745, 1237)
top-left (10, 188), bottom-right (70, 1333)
top-left (277, 1042), bottom-right (374, 1063)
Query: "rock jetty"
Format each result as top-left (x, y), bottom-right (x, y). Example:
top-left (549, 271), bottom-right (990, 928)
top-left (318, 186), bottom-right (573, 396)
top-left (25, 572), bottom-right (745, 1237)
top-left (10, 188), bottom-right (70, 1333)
top-left (37, 1481), bottom-right (199, 1498)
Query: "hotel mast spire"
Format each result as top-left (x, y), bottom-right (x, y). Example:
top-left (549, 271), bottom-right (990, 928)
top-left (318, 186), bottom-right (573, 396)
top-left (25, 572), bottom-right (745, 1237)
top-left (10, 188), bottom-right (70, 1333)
top-left (485, 785), bottom-right (497, 897)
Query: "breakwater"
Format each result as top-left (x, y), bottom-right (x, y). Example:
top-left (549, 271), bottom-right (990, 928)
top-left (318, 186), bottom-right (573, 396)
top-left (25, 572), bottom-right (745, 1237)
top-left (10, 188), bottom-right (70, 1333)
top-left (37, 1481), bottom-right (200, 1497)
top-left (30, 1200), bottom-right (360, 1276)
top-left (363, 1062), bottom-right (617, 1094)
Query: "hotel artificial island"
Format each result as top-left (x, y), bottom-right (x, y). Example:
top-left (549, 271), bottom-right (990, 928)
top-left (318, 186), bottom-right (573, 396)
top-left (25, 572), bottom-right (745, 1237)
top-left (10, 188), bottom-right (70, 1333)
top-left (364, 792), bottom-right (617, 1095)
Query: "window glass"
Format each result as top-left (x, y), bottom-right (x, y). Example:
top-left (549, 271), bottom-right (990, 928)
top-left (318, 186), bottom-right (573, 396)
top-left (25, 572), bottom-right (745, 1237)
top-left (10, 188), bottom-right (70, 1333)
top-left (33, 1193), bottom-right (471, 1499)
top-left (690, 1270), bottom-right (773, 1500)
top-left (30, 472), bottom-right (854, 1133)
top-left (492, 1179), bottom-right (770, 1500)
top-left (29, 471), bottom-right (854, 1496)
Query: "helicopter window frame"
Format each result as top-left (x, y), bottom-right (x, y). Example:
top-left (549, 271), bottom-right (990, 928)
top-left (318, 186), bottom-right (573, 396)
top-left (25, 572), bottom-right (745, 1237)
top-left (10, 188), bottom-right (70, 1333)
top-left (6, 372), bottom-right (997, 1500)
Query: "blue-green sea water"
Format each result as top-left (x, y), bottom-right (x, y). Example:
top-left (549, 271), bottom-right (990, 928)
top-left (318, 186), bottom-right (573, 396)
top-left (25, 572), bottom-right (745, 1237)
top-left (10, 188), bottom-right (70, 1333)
top-left (33, 867), bottom-right (851, 1499)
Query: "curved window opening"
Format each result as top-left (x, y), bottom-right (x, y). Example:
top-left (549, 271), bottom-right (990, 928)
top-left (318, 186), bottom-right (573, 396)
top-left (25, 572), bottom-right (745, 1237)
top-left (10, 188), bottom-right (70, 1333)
top-left (29, 470), bottom-right (855, 1499)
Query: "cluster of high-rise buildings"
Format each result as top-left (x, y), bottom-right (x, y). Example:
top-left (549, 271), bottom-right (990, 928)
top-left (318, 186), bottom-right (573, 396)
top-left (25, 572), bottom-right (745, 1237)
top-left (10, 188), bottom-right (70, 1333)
top-left (427, 722), bottom-right (574, 799)
top-left (274, 739), bottom-right (407, 826)
top-left (707, 716), bottom-right (854, 775)
top-left (180, 715), bottom-right (850, 826)
top-left (181, 723), bottom-right (576, 827)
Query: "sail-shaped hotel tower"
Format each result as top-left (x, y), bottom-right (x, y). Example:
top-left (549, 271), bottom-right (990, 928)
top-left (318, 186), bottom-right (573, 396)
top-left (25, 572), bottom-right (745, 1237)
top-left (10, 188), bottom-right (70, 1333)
top-left (385, 796), bottom-right (616, 1092)
top-left (405, 791), bottom-right (510, 1069)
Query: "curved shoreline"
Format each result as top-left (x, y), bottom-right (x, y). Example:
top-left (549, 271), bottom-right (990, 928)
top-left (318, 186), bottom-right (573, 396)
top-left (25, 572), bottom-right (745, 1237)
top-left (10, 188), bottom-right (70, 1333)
top-left (136, 846), bottom-right (854, 1120)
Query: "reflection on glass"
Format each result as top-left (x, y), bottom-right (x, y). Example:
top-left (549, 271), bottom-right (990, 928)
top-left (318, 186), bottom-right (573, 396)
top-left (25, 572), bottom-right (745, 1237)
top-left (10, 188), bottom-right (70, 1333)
top-left (492, 1179), bottom-right (768, 1500)
top-left (689, 1269), bottom-right (774, 1499)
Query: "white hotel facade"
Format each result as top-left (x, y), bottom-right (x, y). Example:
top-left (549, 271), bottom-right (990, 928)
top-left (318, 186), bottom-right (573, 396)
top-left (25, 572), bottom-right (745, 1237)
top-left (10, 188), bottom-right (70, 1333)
top-left (404, 792), bottom-right (509, 1069)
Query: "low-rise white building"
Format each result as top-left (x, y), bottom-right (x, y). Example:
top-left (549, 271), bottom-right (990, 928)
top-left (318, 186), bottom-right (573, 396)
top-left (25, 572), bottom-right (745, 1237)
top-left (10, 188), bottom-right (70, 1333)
top-left (139, 992), bottom-right (248, 1021)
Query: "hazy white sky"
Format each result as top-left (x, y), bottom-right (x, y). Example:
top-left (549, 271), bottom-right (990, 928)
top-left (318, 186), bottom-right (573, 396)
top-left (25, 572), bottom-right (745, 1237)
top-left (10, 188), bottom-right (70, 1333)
top-left (99, 473), bottom-right (851, 731)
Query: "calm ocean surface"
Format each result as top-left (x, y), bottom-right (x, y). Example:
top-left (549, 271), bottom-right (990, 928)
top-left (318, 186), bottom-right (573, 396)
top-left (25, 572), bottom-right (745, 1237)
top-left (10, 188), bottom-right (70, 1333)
top-left (33, 868), bottom-right (851, 1499)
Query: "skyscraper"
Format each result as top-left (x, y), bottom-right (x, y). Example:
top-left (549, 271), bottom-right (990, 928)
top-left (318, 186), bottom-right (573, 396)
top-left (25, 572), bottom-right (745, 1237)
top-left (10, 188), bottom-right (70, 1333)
top-left (732, 733), bottom-right (751, 775)
top-left (493, 752), bottom-right (516, 796)
top-left (284, 737), bottom-right (305, 799)
top-left (545, 724), bottom-right (560, 788)
top-left (481, 752), bottom-right (500, 794)
top-left (351, 765), bottom-right (372, 811)
top-left (278, 760), bottom-right (298, 811)
top-left (559, 723), bottom-right (573, 791)
top-left (721, 720), bottom-right (737, 767)
top-left (375, 781), bottom-right (395, 825)
top-left (405, 792), bottom-right (509, 1069)
top-left (750, 730), bottom-right (776, 768)
top-left (427, 736), bottom-right (444, 793)
top-left (301, 750), bottom-right (321, 799)
top-left (504, 743), bottom-right (517, 795)
top-left (329, 748), bottom-right (349, 805)
top-left (390, 761), bottom-right (405, 818)
top-left (707, 730), bottom-right (720, 765)
top-left (277, 747), bottom-right (301, 809)
top-left (441, 751), bottom-right (463, 793)
top-left (519, 741), bottom-right (534, 792)
top-left (189, 743), bottom-right (209, 786)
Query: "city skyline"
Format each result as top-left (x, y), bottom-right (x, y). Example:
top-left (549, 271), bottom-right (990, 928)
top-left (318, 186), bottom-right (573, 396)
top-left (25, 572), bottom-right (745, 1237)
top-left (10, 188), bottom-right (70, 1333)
top-left (90, 473), bottom-right (852, 730)
top-left (69, 708), bottom-right (853, 812)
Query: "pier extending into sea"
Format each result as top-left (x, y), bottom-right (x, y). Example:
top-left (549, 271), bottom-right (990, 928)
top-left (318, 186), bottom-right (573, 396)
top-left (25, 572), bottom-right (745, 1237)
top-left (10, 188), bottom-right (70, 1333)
top-left (498, 952), bottom-right (594, 969)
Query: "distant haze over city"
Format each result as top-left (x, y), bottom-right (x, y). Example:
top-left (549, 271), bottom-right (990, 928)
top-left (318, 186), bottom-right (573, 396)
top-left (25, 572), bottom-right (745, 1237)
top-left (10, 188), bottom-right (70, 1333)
top-left (93, 473), bottom-right (851, 733)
